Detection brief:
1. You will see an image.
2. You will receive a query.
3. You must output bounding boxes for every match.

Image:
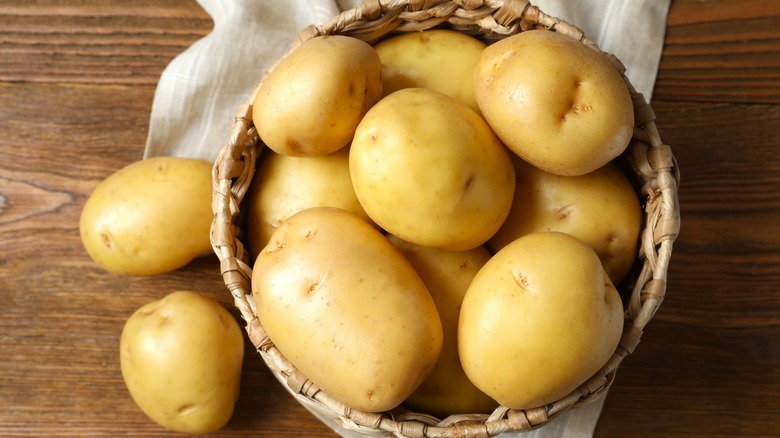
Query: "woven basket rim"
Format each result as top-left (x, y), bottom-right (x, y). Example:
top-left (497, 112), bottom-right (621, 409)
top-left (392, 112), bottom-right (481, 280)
top-left (210, 1), bottom-right (681, 437)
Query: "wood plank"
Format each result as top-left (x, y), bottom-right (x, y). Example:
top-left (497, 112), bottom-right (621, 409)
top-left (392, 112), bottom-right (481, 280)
top-left (2, 0), bottom-right (779, 105)
top-left (655, 0), bottom-right (780, 103)
top-left (0, 0), bottom-right (211, 84)
top-left (2, 79), bottom-right (778, 436)
top-left (598, 321), bottom-right (780, 438)
top-left (595, 98), bottom-right (780, 438)
top-left (2, 1), bottom-right (779, 437)
top-left (0, 78), bottom-right (336, 436)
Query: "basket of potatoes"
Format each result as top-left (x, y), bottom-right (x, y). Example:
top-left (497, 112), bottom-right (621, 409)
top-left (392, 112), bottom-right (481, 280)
top-left (210, 0), bottom-right (681, 436)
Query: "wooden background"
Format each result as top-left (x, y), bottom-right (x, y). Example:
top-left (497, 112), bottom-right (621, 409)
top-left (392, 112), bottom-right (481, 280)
top-left (1, 0), bottom-right (778, 437)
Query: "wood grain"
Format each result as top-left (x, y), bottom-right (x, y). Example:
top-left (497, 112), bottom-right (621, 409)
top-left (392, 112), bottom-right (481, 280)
top-left (1, 0), bottom-right (779, 437)
top-left (0, 0), bottom-right (212, 85)
top-left (594, 100), bottom-right (780, 438)
top-left (654, 0), bottom-right (780, 103)
top-left (0, 79), bottom-right (337, 436)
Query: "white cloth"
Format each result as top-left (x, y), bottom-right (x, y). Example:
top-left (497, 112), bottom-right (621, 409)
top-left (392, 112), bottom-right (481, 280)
top-left (143, 0), bottom-right (671, 436)
top-left (144, 0), bottom-right (339, 161)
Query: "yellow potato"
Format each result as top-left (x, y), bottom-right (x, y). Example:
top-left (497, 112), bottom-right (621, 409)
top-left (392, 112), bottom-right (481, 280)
top-left (245, 147), bottom-right (374, 259)
top-left (120, 291), bottom-right (244, 434)
top-left (489, 158), bottom-right (642, 285)
top-left (474, 30), bottom-right (634, 176)
top-left (79, 156), bottom-right (213, 276)
top-left (253, 35), bottom-right (383, 157)
top-left (252, 207), bottom-right (443, 412)
top-left (459, 232), bottom-right (624, 409)
top-left (388, 235), bottom-right (497, 417)
top-left (374, 29), bottom-right (486, 113)
top-left (350, 88), bottom-right (515, 251)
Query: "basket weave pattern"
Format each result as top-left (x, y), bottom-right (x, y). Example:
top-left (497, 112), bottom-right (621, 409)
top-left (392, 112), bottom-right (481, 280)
top-left (210, 1), bottom-right (681, 436)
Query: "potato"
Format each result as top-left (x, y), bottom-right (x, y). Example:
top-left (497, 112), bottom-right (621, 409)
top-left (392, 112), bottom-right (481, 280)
top-left (474, 30), bottom-right (634, 176)
top-left (350, 88), bottom-right (515, 251)
top-left (374, 29), bottom-right (486, 113)
top-left (79, 156), bottom-right (213, 276)
top-left (459, 232), bottom-right (624, 409)
top-left (120, 291), bottom-right (244, 434)
top-left (388, 235), bottom-right (497, 417)
top-left (245, 147), bottom-right (374, 259)
top-left (252, 207), bottom-right (443, 412)
top-left (252, 35), bottom-right (383, 157)
top-left (489, 158), bottom-right (642, 285)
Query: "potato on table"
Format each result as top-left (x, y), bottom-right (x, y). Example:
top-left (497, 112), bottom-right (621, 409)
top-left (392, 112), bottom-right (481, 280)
top-left (120, 291), bottom-right (244, 434)
top-left (79, 156), bottom-right (213, 276)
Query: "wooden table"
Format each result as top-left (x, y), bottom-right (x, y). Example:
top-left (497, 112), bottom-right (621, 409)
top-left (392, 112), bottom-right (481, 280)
top-left (1, 1), bottom-right (778, 437)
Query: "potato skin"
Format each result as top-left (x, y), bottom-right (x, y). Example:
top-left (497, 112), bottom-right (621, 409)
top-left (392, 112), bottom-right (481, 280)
top-left (474, 30), bottom-right (634, 176)
top-left (350, 87), bottom-right (515, 251)
top-left (253, 35), bottom-right (383, 157)
top-left (374, 29), bottom-right (486, 113)
top-left (245, 147), bottom-right (373, 259)
top-left (120, 291), bottom-right (244, 434)
top-left (79, 156), bottom-right (213, 276)
top-left (459, 232), bottom-right (624, 409)
top-left (489, 158), bottom-right (642, 285)
top-left (252, 207), bottom-right (443, 413)
top-left (389, 235), bottom-right (497, 417)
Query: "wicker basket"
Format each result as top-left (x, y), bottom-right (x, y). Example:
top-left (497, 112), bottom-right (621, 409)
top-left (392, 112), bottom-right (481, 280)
top-left (210, 1), bottom-right (681, 436)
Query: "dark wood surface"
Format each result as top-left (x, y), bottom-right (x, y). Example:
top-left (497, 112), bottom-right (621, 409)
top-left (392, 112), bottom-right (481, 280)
top-left (1, 1), bottom-right (778, 437)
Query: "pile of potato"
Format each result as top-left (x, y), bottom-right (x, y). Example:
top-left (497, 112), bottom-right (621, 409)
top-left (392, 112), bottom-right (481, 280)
top-left (78, 26), bottom-right (642, 433)
top-left (247, 29), bottom-right (640, 416)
